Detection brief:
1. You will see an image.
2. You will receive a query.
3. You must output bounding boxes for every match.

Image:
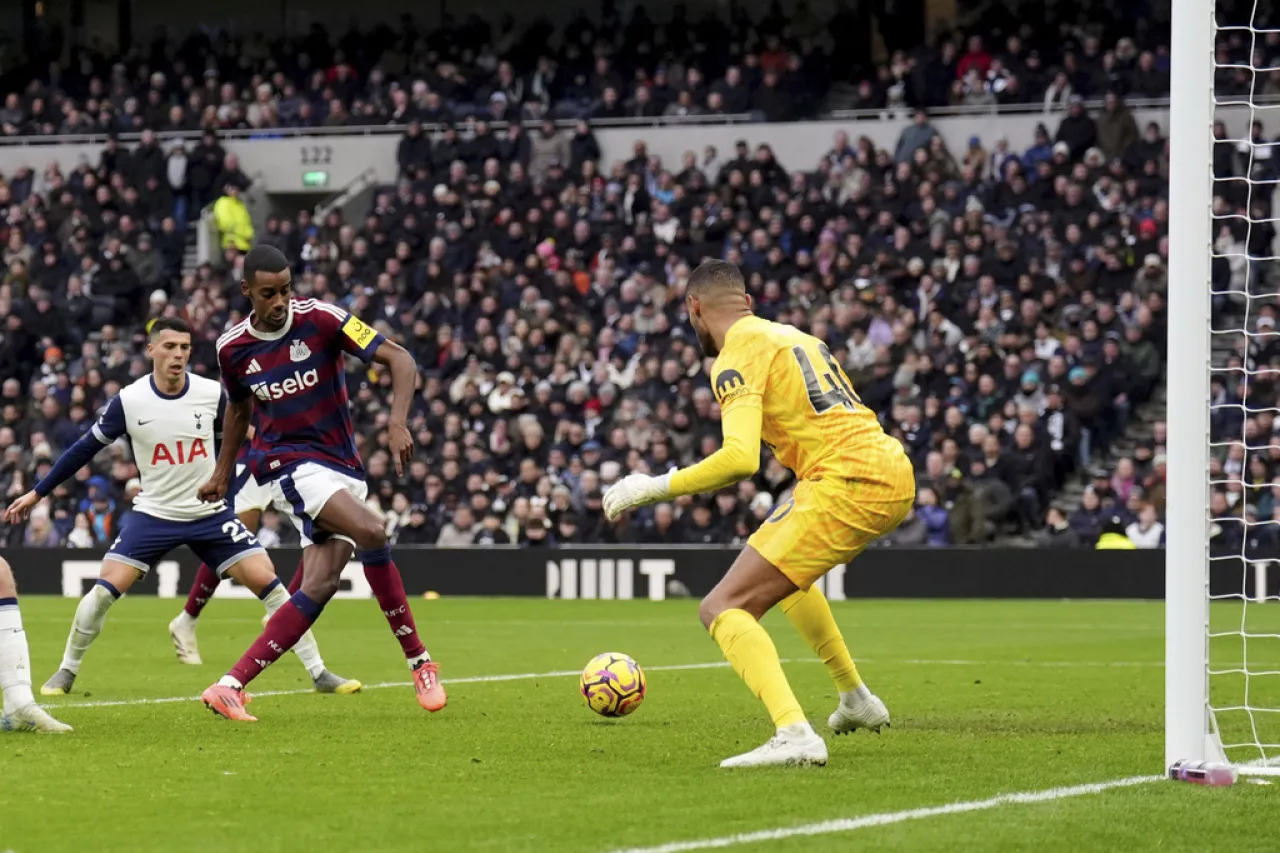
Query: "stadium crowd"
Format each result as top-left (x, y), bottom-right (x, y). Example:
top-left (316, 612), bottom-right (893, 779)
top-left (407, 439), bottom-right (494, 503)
top-left (0, 2), bottom-right (1174, 136)
top-left (0, 6), bottom-right (1190, 550)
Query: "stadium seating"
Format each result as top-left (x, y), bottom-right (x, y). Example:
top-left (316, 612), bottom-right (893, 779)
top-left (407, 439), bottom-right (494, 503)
top-left (0, 7), bottom-right (1178, 548)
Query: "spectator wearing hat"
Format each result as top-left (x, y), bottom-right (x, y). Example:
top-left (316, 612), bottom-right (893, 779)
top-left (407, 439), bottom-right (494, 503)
top-left (1096, 514), bottom-right (1137, 550)
top-left (488, 371), bottom-right (522, 413)
top-left (1070, 487), bottom-right (1108, 545)
top-left (474, 510), bottom-right (512, 546)
top-left (1063, 365), bottom-right (1102, 469)
top-left (80, 475), bottom-right (117, 546)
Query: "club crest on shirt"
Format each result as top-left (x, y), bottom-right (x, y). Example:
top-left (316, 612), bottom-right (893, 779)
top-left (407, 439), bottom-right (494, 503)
top-left (713, 368), bottom-right (750, 404)
top-left (289, 339), bottom-right (312, 363)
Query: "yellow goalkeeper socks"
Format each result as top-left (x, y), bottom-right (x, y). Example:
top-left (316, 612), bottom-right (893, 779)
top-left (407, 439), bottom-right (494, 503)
top-left (709, 608), bottom-right (807, 729)
top-left (780, 587), bottom-right (864, 693)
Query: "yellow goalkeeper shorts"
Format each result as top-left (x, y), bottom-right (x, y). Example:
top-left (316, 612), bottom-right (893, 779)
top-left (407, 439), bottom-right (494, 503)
top-left (748, 458), bottom-right (915, 591)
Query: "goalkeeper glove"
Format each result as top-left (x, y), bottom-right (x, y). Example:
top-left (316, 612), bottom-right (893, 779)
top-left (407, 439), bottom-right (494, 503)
top-left (603, 472), bottom-right (673, 520)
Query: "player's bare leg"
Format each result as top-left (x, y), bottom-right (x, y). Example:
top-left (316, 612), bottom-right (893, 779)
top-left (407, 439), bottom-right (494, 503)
top-left (315, 490), bottom-right (445, 711)
top-left (42, 559), bottom-right (139, 697)
top-left (779, 584), bottom-right (889, 735)
top-left (0, 558), bottom-right (71, 733)
top-left (699, 546), bottom-right (827, 768)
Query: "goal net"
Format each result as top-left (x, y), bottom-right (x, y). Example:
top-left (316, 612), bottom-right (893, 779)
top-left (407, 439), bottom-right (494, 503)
top-left (1169, 0), bottom-right (1280, 776)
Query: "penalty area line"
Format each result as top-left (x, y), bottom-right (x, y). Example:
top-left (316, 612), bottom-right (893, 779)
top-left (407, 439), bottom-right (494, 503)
top-left (603, 775), bottom-right (1163, 853)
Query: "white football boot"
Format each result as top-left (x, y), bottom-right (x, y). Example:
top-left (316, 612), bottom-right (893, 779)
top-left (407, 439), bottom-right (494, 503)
top-left (828, 690), bottom-right (891, 735)
top-left (168, 614), bottom-right (202, 665)
top-left (1, 703), bottom-right (73, 733)
top-left (720, 723), bottom-right (828, 768)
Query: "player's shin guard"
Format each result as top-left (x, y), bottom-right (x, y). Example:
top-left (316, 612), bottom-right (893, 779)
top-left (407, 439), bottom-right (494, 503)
top-left (182, 563), bottom-right (221, 619)
top-left (708, 608), bottom-right (806, 729)
top-left (60, 580), bottom-right (119, 675)
top-left (258, 580), bottom-right (326, 678)
top-left (780, 587), bottom-right (864, 694)
top-left (0, 598), bottom-right (35, 712)
top-left (361, 547), bottom-right (427, 664)
top-left (223, 591), bottom-right (324, 688)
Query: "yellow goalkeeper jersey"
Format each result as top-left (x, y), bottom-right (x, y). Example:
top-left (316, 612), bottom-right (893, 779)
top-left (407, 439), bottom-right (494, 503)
top-left (710, 315), bottom-right (906, 490)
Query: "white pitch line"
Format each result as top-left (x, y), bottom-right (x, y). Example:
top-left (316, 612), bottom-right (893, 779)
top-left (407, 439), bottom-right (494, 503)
top-left (44, 658), bottom-right (1167, 711)
top-left (604, 775), bottom-right (1163, 853)
top-left (46, 660), bottom-right (742, 710)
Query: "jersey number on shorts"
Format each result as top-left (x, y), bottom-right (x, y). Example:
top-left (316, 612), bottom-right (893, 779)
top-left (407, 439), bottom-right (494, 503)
top-left (222, 519), bottom-right (259, 545)
top-left (792, 343), bottom-right (861, 414)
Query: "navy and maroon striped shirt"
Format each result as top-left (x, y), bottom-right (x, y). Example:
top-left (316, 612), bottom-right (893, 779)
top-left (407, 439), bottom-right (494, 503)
top-left (216, 299), bottom-right (384, 482)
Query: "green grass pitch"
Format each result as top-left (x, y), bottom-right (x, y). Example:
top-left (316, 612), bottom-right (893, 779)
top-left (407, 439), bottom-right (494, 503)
top-left (2, 596), bottom-right (1278, 852)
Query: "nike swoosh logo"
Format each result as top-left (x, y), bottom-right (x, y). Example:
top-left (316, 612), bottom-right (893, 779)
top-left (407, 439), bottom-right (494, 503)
top-left (137, 419), bottom-right (154, 425)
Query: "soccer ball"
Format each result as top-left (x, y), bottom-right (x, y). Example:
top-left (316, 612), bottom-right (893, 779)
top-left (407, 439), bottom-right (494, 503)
top-left (580, 652), bottom-right (646, 717)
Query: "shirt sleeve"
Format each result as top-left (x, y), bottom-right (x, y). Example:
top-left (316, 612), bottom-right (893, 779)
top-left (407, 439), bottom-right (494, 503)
top-left (90, 396), bottom-right (127, 444)
top-left (667, 404), bottom-right (763, 497)
top-left (709, 349), bottom-right (766, 417)
top-left (315, 304), bottom-right (385, 364)
top-left (218, 341), bottom-right (251, 402)
top-left (214, 391), bottom-right (227, 440)
top-left (666, 349), bottom-right (767, 497)
top-left (35, 413), bottom-right (116, 497)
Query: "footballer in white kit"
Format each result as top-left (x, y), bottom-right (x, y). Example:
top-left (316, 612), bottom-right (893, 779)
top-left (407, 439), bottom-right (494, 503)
top-left (4, 318), bottom-right (347, 698)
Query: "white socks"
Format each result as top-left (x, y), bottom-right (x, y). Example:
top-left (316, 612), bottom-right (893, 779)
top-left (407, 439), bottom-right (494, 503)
top-left (60, 583), bottom-right (117, 675)
top-left (260, 583), bottom-right (326, 679)
top-left (0, 601), bottom-right (35, 712)
top-left (842, 685), bottom-right (873, 704)
top-left (779, 721), bottom-right (817, 739)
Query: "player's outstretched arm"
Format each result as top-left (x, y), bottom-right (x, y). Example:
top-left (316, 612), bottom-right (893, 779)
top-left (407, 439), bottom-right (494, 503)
top-left (603, 404), bottom-right (763, 520)
top-left (3, 429), bottom-right (111, 523)
top-left (371, 339), bottom-right (418, 476)
top-left (199, 397), bottom-right (250, 503)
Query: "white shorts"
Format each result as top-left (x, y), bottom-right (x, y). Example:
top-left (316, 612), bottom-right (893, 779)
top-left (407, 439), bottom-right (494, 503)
top-left (269, 462), bottom-right (369, 548)
top-left (232, 463), bottom-right (275, 515)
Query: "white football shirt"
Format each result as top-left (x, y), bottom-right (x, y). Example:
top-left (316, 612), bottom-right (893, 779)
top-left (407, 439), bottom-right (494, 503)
top-left (92, 373), bottom-right (226, 521)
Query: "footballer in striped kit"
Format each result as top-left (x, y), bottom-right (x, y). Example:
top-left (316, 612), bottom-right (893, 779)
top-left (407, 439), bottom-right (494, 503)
top-left (198, 245), bottom-right (445, 721)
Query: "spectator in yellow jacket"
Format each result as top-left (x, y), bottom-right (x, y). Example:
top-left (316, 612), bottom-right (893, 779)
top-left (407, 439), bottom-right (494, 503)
top-left (212, 183), bottom-right (254, 251)
top-left (1096, 514), bottom-right (1137, 550)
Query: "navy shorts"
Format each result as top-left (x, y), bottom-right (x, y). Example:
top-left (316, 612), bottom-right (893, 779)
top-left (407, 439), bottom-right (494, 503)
top-left (106, 508), bottom-right (265, 577)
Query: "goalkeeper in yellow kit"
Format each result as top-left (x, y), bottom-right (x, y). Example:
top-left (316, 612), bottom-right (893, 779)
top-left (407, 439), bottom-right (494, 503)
top-left (604, 259), bottom-right (915, 768)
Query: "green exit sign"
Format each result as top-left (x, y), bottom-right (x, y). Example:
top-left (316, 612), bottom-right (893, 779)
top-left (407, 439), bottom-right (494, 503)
top-left (302, 170), bottom-right (330, 188)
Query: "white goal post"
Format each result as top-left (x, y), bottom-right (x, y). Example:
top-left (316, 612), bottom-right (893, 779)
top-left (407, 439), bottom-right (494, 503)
top-left (1167, 0), bottom-right (1280, 777)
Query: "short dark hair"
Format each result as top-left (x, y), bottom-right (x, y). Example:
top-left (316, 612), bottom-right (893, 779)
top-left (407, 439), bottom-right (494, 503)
top-left (687, 259), bottom-right (746, 298)
top-left (242, 244), bottom-right (290, 285)
top-left (148, 316), bottom-right (191, 338)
